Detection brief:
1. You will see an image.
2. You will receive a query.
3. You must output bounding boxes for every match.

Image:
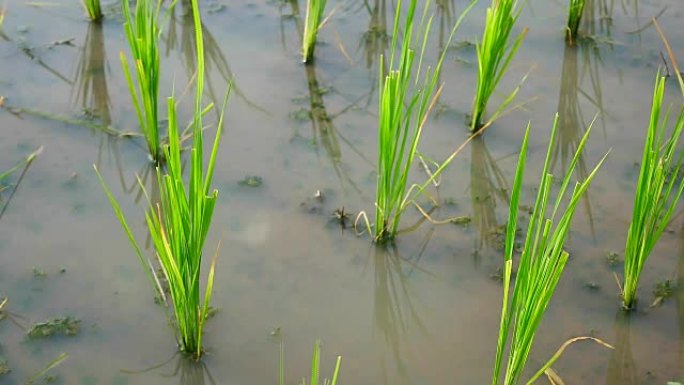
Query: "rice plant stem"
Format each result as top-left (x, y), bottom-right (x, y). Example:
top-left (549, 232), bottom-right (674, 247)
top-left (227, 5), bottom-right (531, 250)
top-left (82, 0), bottom-right (102, 22)
top-left (566, 0), bottom-right (586, 44)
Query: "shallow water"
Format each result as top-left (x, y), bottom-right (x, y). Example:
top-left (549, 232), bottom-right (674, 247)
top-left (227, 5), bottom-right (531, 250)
top-left (0, 0), bottom-right (683, 384)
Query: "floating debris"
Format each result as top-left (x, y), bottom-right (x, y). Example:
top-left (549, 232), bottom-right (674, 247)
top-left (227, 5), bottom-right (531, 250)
top-left (32, 267), bottom-right (47, 278)
top-left (0, 297), bottom-right (7, 322)
top-left (651, 280), bottom-right (675, 307)
top-left (584, 282), bottom-right (601, 292)
top-left (450, 216), bottom-right (471, 225)
top-left (27, 317), bottom-right (80, 339)
top-left (0, 358), bottom-right (9, 375)
top-left (289, 108), bottom-right (311, 122)
top-left (238, 175), bottom-right (263, 188)
top-left (330, 207), bottom-right (352, 228)
top-left (606, 251), bottom-right (620, 266)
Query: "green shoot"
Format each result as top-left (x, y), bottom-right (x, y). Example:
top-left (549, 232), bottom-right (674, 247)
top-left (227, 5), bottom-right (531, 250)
top-left (621, 70), bottom-right (684, 309)
top-left (302, 0), bottom-right (327, 63)
top-left (566, 0), bottom-right (586, 44)
top-left (121, 0), bottom-right (163, 163)
top-left (470, 0), bottom-right (527, 131)
top-left (96, 0), bottom-right (229, 358)
top-left (493, 115), bottom-right (608, 385)
top-left (0, 147), bottom-right (41, 182)
top-left (81, 0), bottom-right (102, 22)
top-left (278, 339), bottom-right (341, 385)
top-left (373, 0), bottom-right (477, 243)
top-left (1, 147), bottom-right (43, 220)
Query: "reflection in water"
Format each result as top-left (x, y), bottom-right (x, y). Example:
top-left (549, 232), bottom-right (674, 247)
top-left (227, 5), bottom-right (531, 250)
top-left (127, 355), bottom-right (217, 385)
top-left (605, 311), bottom-right (638, 385)
top-left (583, 0), bottom-right (613, 37)
top-left (359, 0), bottom-right (389, 70)
top-left (357, 0), bottom-right (388, 108)
top-left (469, 136), bottom-right (509, 261)
top-left (72, 21), bottom-right (118, 171)
top-left (553, 43), bottom-right (606, 240)
top-left (169, 356), bottom-right (217, 385)
top-left (71, 22), bottom-right (111, 126)
top-left (164, 0), bottom-right (259, 116)
top-left (0, 29), bottom-right (73, 85)
top-left (279, 0), bottom-right (303, 49)
top-left (281, 0), bottom-right (370, 196)
top-left (304, 62), bottom-right (366, 196)
top-left (370, 235), bottom-right (432, 385)
top-left (435, 0), bottom-right (454, 53)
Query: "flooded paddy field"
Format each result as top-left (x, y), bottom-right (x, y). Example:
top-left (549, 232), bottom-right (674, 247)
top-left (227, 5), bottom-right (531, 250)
top-left (0, 0), bottom-right (683, 384)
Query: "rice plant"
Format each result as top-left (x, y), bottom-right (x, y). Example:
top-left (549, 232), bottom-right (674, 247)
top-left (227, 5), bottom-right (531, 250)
top-left (96, 0), bottom-right (229, 358)
top-left (493, 116), bottom-right (609, 385)
top-left (302, 0), bottom-right (327, 63)
top-left (620, 70), bottom-right (684, 310)
top-left (371, 0), bottom-right (476, 243)
top-left (121, 0), bottom-right (163, 163)
top-left (566, 0), bottom-right (586, 44)
top-left (470, 0), bottom-right (527, 131)
top-left (81, 0), bottom-right (102, 22)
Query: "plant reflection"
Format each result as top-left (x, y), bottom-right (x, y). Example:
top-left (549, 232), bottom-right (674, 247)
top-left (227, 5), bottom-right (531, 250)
top-left (369, 232), bottom-right (434, 385)
top-left (281, 0), bottom-right (371, 196)
top-left (469, 135), bottom-right (509, 262)
top-left (125, 354), bottom-right (217, 385)
top-left (164, 0), bottom-right (261, 116)
top-left (167, 356), bottom-right (217, 385)
top-left (71, 22), bottom-right (111, 126)
top-left (552, 42), bottom-right (608, 241)
top-left (605, 311), bottom-right (638, 385)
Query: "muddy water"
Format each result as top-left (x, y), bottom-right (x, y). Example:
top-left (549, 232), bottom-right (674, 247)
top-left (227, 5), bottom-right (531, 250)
top-left (1, 0), bottom-right (683, 384)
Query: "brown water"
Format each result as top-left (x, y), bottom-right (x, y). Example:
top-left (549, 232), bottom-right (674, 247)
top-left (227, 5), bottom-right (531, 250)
top-left (1, 0), bottom-right (683, 384)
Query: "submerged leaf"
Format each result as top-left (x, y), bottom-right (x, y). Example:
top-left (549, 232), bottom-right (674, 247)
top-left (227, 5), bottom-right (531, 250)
top-left (27, 317), bottom-right (80, 339)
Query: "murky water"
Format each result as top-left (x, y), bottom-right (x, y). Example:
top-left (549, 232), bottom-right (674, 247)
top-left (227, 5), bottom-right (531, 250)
top-left (1, 0), bottom-right (683, 384)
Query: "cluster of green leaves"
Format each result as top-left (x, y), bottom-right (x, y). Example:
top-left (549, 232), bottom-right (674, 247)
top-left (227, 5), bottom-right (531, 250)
top-left (302, 0), bottom-right (327, 63)
top-left (81, 0), bottom-right (102, 22)
top-left (493, 115), bottom-right (607, 385)
top-left (97, 0), bottom-right (229, 358)
top-left (471, 0), bottom-right (526, 131)
top-left (621, 70), bottom-right (684, 309)
top-left (566, 0), bottom-right (586, 43)
top-left (373, 0), bottom-right (475, 243)
top-left (121, 0), bottom-right (163, 163)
